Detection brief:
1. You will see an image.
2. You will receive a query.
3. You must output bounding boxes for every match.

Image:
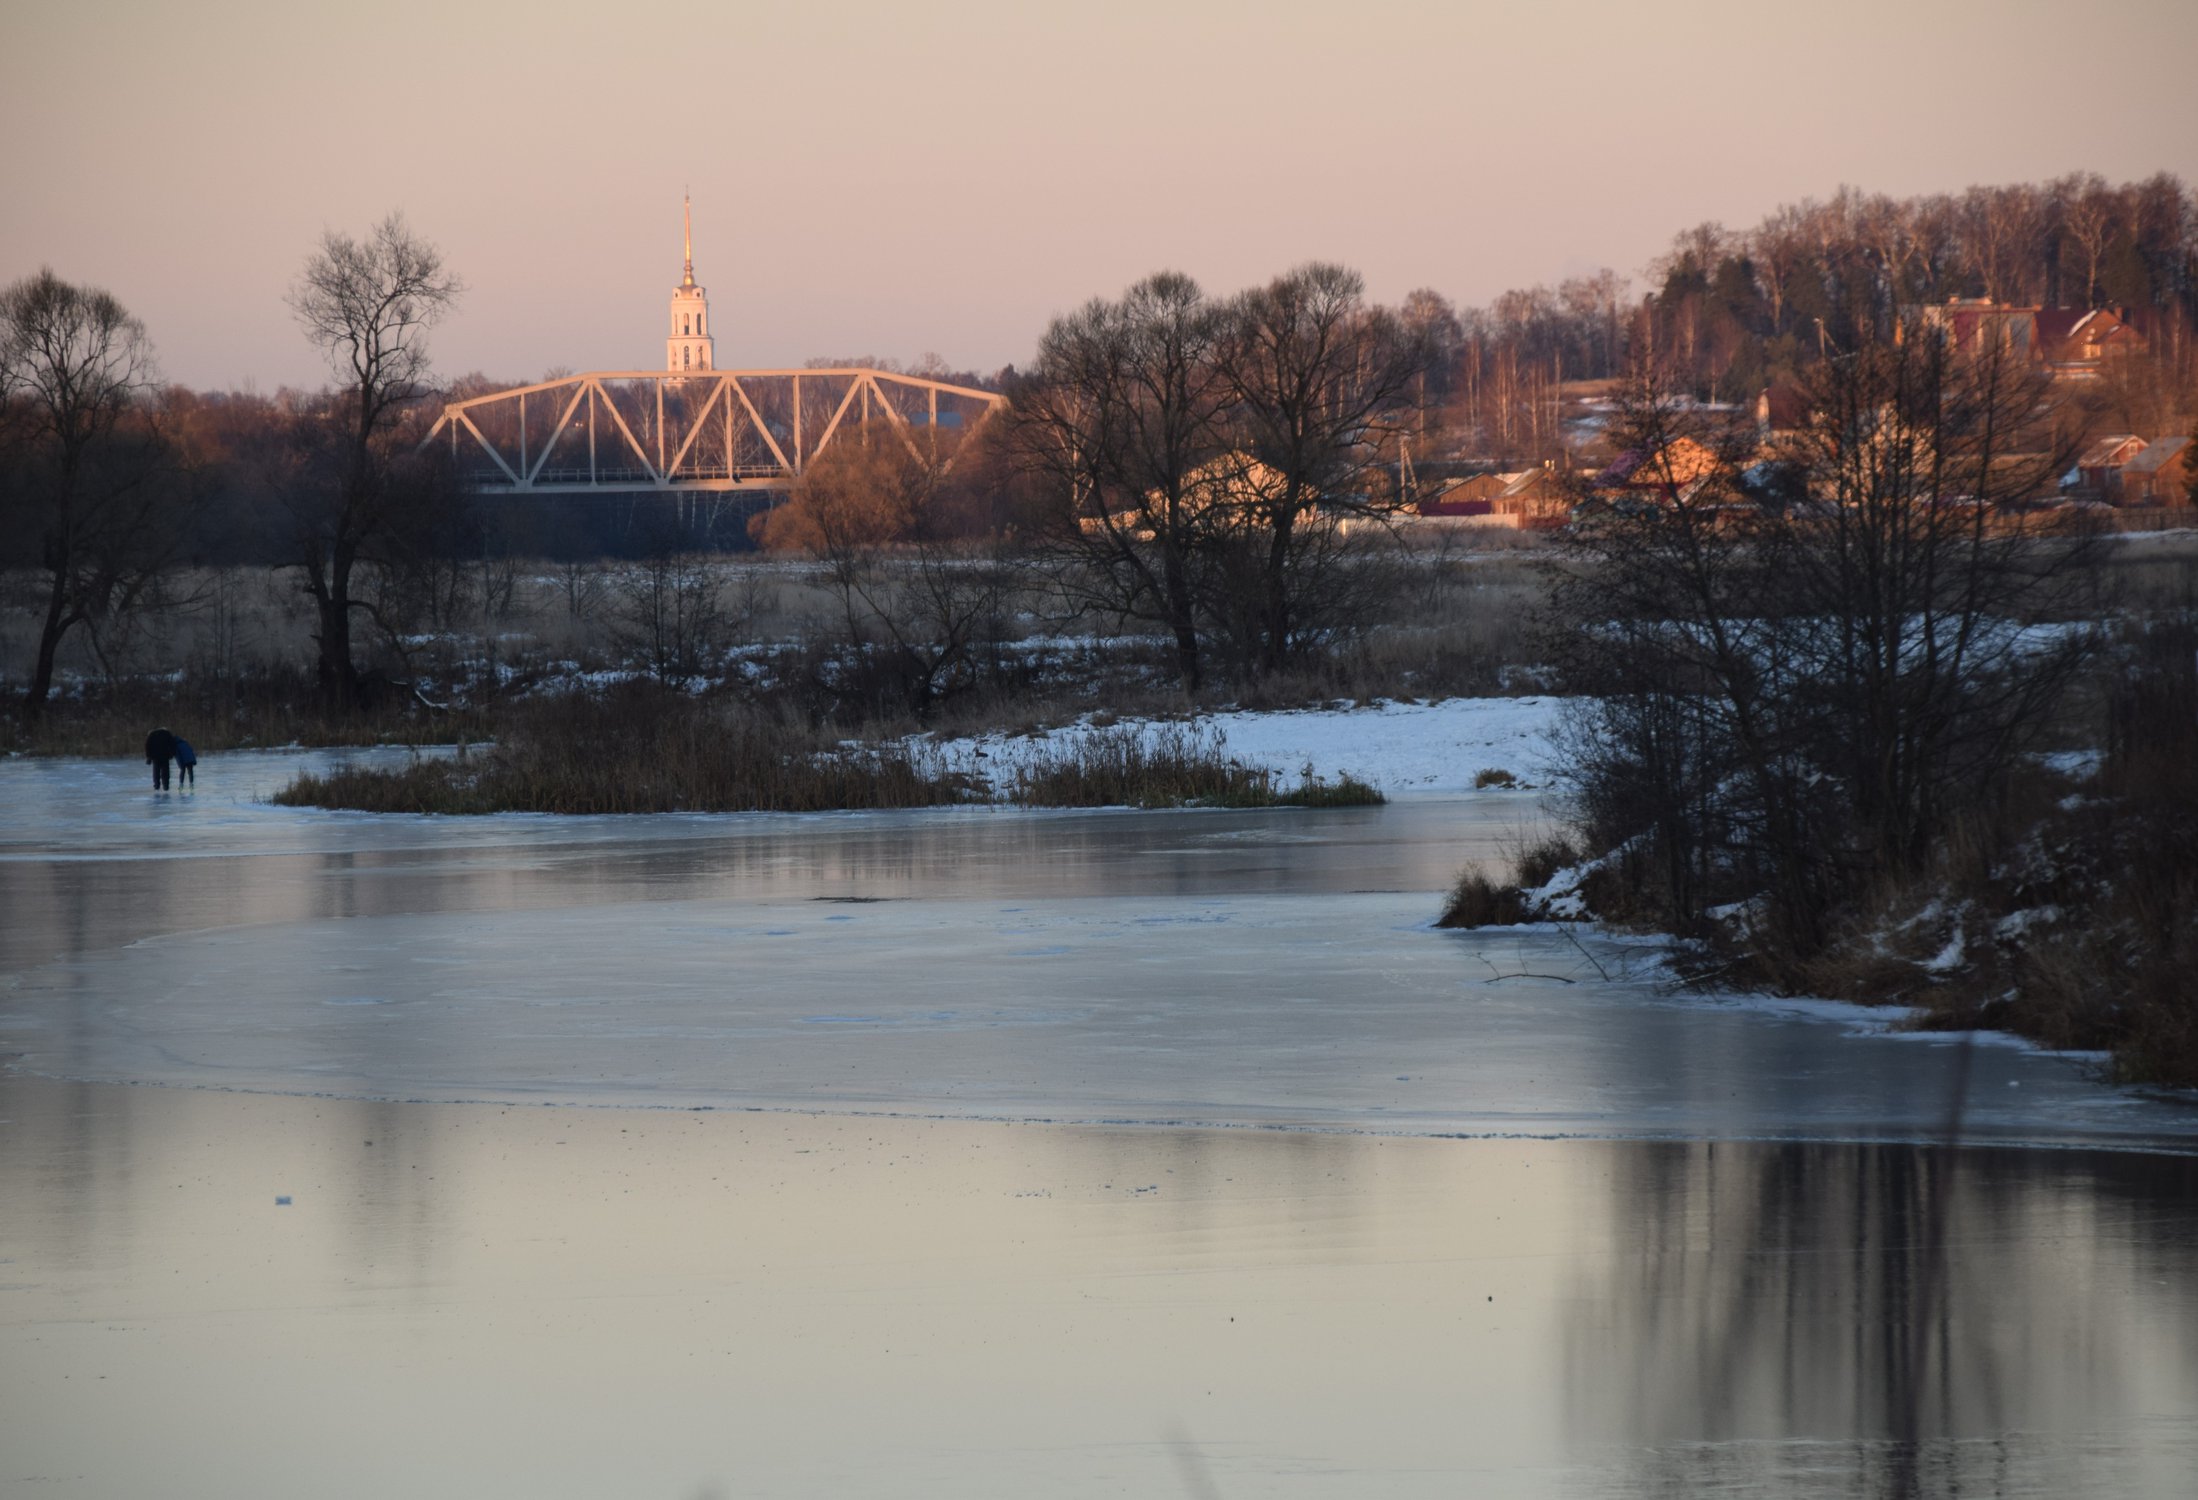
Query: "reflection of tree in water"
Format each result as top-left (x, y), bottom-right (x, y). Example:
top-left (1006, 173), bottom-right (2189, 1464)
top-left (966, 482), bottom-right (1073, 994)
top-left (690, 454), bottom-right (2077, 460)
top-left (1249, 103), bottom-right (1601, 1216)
top-left (1565, 1131), bottom-right (2198, 1497)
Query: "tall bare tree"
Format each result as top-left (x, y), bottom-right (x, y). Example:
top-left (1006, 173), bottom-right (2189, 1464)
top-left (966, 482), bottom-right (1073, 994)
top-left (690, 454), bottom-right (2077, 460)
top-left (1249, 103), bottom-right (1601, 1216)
top-left (1213, 263), bottom-right (1431, 674)
top-left (1009, 273), bottom-right (1230, 688)
top-left (2061, 179), bottom-right (2119, 307)
top-left (0, 269), bottom-right (179, 715)
top-left (285, 212), bottom-right (463, 712)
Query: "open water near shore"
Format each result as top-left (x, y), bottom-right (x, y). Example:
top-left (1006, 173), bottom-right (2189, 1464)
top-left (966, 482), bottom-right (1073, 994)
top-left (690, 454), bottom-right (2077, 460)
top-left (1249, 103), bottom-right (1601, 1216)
top-left (3, 748), bottom-right (2196, 1497)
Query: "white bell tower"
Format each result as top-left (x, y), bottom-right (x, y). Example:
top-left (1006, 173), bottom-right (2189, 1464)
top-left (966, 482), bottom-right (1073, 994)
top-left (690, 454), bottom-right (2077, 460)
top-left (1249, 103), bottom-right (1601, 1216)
top-left (666, 194), bottom-right (714, 374)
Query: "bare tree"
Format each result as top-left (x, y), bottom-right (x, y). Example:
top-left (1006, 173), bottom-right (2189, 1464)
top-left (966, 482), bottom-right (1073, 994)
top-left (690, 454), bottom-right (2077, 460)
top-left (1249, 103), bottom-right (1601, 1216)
top-left (1212, 263), bottom-right (1432, 674)
top-left (778, 436), bottom-right (1015, 721)
top-left (1958, 184), bottom-right (2049, 303)
top-left (2061, 175), bottom-right (2120, 306)
top-left (0, 269), bottom-right (182, 715)
top-left (1008, 272), bottom-right (1231, 689)
top-left (285, 212), bottom-right (463, 713)
top-left (611, 543), bottom-right (730, 686)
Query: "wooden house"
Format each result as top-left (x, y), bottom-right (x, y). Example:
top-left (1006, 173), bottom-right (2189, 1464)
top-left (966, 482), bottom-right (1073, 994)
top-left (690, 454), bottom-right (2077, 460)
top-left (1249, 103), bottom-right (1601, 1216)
top-left (2121, 436), bottom-right (2191, 506)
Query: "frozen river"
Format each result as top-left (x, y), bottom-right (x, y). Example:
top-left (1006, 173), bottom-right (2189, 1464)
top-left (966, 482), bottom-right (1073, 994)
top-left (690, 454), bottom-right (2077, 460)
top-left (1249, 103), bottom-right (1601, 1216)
top-left (4, 743), bottom-right (2198, 1497)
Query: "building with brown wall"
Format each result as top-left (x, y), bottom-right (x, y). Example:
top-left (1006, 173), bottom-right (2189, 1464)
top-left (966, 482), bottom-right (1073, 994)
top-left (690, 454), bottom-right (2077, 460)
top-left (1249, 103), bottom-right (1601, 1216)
top-left (2121, 436), bottom-right (2192, 506)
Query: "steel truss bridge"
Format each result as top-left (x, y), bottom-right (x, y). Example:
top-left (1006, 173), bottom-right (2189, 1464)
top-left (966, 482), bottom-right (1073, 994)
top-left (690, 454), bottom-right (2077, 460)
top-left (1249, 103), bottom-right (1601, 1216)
top-left (423, 369), bottom-right (1006, 495)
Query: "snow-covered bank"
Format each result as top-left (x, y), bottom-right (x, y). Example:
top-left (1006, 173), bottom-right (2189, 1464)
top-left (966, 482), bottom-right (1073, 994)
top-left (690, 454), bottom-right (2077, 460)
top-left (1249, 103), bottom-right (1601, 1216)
top-left (926, 695), bottom-right (1567, 798)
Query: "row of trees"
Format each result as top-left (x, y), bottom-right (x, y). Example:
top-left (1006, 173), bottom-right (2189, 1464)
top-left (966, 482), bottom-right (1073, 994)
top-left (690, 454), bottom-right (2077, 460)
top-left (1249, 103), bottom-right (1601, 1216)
top-left (729, 264), bottom-right (1440, 714)
top-left (1, 215), bottom-right (462, 718)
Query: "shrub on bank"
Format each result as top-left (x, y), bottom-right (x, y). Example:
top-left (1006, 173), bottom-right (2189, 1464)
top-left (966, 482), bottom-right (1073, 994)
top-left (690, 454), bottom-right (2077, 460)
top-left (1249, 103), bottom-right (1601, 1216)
top-left (1436, 834), bottom-right (1580, 928)
top-left (1438, 625), bottom-right (2198, 1086)
top-left (1003, 725), bottom-right (1383, 809)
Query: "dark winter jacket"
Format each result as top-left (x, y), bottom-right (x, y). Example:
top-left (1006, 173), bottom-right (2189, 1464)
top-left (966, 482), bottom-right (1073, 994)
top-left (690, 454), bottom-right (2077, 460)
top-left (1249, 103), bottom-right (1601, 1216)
top-left (145, 728), bottom-right (178, 765)
top-left (174, 738), bottom-right (197, 769)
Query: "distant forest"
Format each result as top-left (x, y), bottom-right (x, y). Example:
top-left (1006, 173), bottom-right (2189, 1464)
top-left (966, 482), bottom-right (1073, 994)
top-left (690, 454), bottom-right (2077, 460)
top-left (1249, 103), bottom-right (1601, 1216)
top-left (1403, 172), bottom-right (2196, 456)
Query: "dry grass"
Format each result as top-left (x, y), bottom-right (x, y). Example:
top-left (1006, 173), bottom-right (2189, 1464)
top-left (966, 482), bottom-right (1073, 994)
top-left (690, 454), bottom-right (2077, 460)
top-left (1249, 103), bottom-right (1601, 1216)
top-left (268, 690), bottom-right (1383, 816)
top-left (1437, 870), bottom-right (1527, 928)
top-left (1437, 834), bottom-right (1580, 928)
top-left (272, 689), bottom-right (972, 814)
top-left (1003, 724), bottom-right (1383, 810)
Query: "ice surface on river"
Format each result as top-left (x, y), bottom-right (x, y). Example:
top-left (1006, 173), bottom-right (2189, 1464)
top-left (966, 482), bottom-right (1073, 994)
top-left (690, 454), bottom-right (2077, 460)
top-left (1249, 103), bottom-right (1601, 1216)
top-left (4, 726), bottom-right (2193, 1150)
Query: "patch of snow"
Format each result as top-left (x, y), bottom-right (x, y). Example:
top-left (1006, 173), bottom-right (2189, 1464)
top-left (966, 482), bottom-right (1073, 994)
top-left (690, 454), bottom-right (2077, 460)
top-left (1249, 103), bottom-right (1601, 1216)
top-left (1921, 929), bottom-right (1966, 974)
top-left (925, 696), bottom-right (1568, 798)
top-left (2037, 749), bottom-right (2103, 780)
top-left (1896, 899), bottom-right (1946, 933)
top-left (1995, 906), bottom-right (2063, 941)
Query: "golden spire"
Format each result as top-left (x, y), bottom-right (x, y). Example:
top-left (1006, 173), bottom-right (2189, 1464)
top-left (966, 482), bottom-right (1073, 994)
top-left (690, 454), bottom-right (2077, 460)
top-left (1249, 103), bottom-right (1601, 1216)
top-left (681, 192), bottom-right (694, 288)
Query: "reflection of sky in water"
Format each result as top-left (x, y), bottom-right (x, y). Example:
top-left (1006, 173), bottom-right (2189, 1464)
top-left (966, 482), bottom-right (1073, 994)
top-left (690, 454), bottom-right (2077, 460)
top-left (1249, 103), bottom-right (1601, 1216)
top-left (2, 1081), bottom-right (2192, 1500)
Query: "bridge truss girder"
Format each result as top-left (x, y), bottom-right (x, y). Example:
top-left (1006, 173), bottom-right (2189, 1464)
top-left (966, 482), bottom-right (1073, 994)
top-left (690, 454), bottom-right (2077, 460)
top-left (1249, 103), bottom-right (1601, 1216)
top-left (423, 369), bottom-right (1006, 494)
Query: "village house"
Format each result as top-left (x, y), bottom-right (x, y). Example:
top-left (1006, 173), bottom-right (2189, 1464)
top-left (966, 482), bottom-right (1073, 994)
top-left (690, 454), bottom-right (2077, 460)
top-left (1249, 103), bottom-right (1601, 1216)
top-left (1910, 298), bottom-right (2150, 380)
top-left (2034, 307), bottom-right (2148, 376)
top-left (1411, 471), bottom-right (1518, 525)
top-left (1409, 467), bottom-right (1575, 528)
top-left (1915, 297), bottom-right (2039, 359)
top-left (2120, 436), bottom-right (2192, 506)
top-left (1490, 466), bottom-right (1572, 527)
top-left (2072, 433), bottom-right (2148, 498)
top-left (1595, 437), bottom-right (1724, 507)
top-left (1084, 454), bottom-right (1294, 540)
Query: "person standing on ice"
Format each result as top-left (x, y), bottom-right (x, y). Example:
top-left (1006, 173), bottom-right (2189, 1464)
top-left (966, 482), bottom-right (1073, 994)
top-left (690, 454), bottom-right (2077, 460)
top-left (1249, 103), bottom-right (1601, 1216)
top-left (173, 735), bottom-right (197, 789)
top-left (144, 727), bottom-right (178, 790)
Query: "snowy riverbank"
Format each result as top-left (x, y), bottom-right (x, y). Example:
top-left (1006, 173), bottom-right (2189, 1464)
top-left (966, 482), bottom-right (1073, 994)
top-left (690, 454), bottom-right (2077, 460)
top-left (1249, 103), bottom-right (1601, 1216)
top-left (925, 695), bottom-right (1568, 799)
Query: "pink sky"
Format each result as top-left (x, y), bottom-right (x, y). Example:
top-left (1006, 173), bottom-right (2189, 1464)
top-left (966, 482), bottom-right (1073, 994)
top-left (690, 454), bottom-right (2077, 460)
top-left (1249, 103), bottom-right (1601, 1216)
top-left (4, 0), bottom-right (2194, 392)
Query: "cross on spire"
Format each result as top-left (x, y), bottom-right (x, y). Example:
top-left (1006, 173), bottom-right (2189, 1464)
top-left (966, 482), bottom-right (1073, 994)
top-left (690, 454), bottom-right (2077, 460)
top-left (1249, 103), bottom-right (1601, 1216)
top-left (681, 191), bottom-right (694, 288)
